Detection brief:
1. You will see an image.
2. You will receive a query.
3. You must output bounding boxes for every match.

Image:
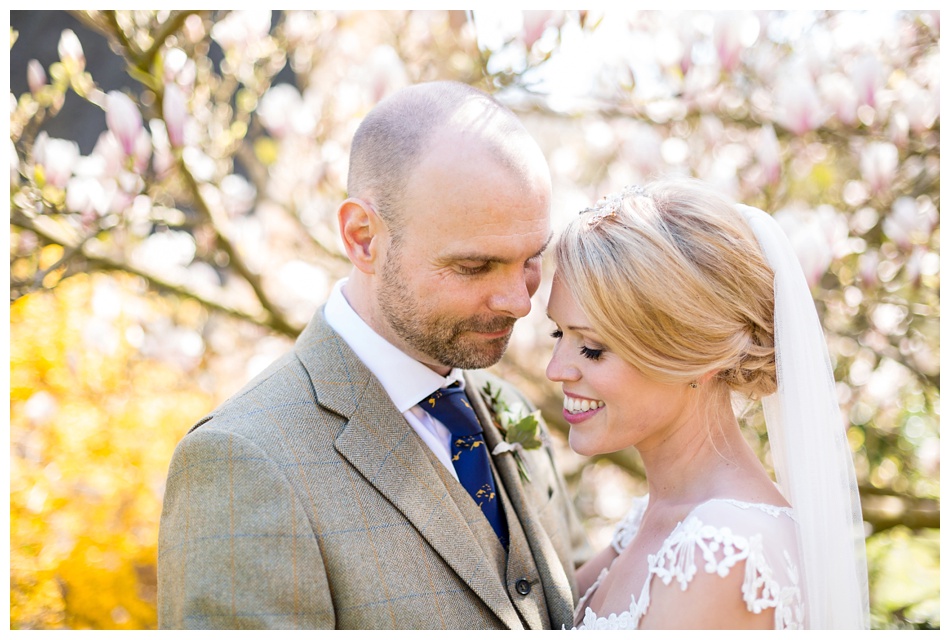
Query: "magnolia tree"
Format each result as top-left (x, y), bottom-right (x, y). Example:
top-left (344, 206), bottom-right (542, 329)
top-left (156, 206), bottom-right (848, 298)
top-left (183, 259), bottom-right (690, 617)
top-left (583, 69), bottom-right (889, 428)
top-left (9, 10), bottom-right (940, 628)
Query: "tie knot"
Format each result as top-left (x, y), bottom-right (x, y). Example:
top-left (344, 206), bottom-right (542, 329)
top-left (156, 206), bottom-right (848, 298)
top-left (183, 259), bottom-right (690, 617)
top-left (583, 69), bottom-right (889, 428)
top-left (421, 384), bottom-right (483, 437)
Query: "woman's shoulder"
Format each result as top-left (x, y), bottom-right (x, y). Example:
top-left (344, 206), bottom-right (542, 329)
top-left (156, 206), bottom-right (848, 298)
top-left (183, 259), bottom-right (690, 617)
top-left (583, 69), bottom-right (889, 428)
top-left (685, 497), bottom-right (798, 540)
top-left (645, 497), bottom-right (805, 629)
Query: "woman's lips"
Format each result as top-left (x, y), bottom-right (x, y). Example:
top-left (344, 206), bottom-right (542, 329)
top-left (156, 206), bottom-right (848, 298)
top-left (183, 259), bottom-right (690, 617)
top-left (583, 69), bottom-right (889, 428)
top-left (562, 394), bottom-right (604, 424)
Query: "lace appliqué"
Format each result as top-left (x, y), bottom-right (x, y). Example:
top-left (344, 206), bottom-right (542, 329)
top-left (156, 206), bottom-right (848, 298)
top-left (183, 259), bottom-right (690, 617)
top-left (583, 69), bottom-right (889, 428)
top-left (577, 500), bottom-right (804, 630)
top-left (610, 495), bottom-right (649, 554)
top-left (715, 497), bottom-right (797, 520)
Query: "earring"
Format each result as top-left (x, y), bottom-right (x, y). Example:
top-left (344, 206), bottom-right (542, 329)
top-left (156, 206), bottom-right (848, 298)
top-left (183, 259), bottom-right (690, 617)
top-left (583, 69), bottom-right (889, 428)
top-left (689, 382), bottom-right (699, 389)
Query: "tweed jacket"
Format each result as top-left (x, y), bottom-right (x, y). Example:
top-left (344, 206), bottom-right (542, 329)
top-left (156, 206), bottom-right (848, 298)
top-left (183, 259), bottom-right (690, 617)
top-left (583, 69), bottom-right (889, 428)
top-left (157, 307), bottom-right (589, 629)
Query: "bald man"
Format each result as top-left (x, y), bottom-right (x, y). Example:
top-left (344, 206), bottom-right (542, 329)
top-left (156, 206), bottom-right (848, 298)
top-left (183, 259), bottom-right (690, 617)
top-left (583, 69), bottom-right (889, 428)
top-left (158, 81), bottom-right (590, 630)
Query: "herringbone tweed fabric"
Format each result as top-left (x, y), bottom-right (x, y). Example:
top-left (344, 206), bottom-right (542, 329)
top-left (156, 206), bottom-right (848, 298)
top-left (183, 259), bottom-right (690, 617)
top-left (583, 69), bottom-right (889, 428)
top-left (158, 308), bottom-right (589, 629)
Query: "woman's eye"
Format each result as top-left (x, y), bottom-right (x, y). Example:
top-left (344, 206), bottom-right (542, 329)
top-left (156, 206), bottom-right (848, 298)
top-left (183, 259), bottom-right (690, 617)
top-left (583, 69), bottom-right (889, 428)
top-left (580, 346), bottom-right (604, 361)
top-left (550, 329), bottom-right (563, 339)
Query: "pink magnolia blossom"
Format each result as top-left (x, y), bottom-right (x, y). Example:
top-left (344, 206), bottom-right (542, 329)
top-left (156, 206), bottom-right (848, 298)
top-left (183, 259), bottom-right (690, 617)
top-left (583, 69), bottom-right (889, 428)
top-left (904, 247), bottom-right (924, 288)
top-left (672, 17), bottom-right (702, 75)
top-left (132, 129), bottom-right (152, 174)
top-left (859, 142), bottom-right (898, 195)
top-left (10, 140), bottom-right (18, 187)
top-left (623, 123), bottom-right (663, 178)
top-left (92, 130), bottom-right (126, 178)
top-left (898, 80), bottom-right (938, 133)
top-left (851, 54), bottom-right (883, 108)
top-left (33, 132), bottom-right (79, 188)
top-left (148, 119), bottom-right (176, 178)
top-left (106, 91), bottom-right (144, 157)
top-left (713, 12), bottom-right (758, 73)
top-left (210, 10), bottom-right (272, 50)
top-left (366, 45), bottom-right (409, 104)
top-left (66, 175), bottom-right (107, 219)
top-left (858, 251), bottom-right (879, 289)
top-left (258, 84), bottom-right (305, 138)
top-left (819, 73), bottom-right (858, 126)
top-left (774, 66), bottom-right (827, 135)
top-left (888, 112), bottom-right (909, 148)
top-left (57, 29), bottom-right (85, 71)
top-left (27, 59), bottom-right (47, 95)
top-left (883, 196), bottom-right (936, 250)
top-left (163, 84), bottom-right (188, 148)
top-left (111, 174), bottom-right (141, 213)
top-left (522, 11), bottom-right (554, 49)
top-left (755, 124), bottom-right (781, 185)
top-left (774, 205), bottom-right (848, 288)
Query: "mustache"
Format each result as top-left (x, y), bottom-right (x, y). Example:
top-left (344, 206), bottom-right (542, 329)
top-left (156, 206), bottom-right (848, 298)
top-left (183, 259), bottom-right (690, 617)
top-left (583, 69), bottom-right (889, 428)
top-left (457, 316), bottom-right (517, 334)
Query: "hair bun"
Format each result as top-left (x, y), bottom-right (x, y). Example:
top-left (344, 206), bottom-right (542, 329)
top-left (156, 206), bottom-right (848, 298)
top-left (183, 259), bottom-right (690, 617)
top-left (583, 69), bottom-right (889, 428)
top-left (720, 323), bottom-right (776, 398)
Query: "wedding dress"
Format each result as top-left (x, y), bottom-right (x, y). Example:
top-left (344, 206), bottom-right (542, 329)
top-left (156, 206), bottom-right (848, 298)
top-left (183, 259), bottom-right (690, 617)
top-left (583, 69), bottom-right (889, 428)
top-left (567, 197), bottom-right (867, 630)
top-left (573, 495), bottom-right (804, 630)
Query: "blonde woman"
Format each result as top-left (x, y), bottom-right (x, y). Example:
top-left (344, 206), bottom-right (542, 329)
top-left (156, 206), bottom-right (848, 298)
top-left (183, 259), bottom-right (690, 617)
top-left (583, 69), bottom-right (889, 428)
top-left (547, 179), bottom-right (869, 629)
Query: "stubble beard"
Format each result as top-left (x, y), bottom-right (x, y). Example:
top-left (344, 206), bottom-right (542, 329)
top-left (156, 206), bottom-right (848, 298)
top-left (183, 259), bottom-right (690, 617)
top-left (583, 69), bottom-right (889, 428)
top-left (378, 252), bottom-right (516, 370)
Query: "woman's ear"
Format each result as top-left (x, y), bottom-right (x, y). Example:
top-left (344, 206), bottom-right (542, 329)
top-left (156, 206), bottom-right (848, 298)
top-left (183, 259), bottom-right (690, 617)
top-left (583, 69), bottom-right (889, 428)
top-left (699, 370), bottom-right (720, 386)
top-left (338, 198), bottom-right (385, 274)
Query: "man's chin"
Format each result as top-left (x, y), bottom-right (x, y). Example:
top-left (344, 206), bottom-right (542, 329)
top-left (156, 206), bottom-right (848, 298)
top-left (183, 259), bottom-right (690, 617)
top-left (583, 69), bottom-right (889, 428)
top-left (440, 335), bottom-right (510, 370)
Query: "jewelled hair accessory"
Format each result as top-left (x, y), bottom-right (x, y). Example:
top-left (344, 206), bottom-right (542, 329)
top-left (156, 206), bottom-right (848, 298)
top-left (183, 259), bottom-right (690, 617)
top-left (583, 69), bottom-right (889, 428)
top-left (580, 184), bottom-right (648, 228)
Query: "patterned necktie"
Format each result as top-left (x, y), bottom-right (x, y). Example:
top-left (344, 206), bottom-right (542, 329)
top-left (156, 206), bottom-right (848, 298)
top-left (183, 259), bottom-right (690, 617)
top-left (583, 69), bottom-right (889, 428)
top-left (421, 384), bottom-right (509, 550)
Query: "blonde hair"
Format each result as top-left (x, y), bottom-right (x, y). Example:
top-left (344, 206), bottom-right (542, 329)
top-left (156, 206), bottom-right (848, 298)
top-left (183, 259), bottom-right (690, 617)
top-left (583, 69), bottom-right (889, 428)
top-left (554, 178), bottom-right (777, 398)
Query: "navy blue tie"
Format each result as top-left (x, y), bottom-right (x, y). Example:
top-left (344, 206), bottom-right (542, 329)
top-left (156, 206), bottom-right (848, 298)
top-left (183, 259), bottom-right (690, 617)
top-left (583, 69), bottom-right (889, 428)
top-left (421, 384), bottom-right (509, 550)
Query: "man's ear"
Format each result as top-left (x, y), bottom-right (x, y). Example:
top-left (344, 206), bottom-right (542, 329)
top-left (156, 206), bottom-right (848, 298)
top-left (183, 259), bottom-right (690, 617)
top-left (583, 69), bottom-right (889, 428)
top-left (338, 198), bottom-right (385, 274)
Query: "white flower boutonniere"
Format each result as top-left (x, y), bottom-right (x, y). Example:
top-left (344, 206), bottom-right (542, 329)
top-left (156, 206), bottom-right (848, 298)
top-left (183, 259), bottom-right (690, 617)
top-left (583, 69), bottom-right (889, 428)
top-left (481, 381), bottom-right (544, 482)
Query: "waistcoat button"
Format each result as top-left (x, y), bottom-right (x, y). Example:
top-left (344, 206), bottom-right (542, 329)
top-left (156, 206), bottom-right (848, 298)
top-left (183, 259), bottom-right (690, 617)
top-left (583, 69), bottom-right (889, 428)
top-left (515, 578), bottom-right (531, 595)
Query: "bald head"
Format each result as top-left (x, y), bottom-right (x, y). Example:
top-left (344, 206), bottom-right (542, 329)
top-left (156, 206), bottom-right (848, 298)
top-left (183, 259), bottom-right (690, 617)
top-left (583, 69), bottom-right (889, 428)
top-left (346, 81), bottom-right (548, 239)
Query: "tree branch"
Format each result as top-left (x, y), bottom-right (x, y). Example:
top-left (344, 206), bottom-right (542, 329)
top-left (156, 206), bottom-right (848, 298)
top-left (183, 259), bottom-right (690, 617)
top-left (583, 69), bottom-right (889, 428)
top-left (11, 210), bottom-right (300, 338)
top-left (174, 156), bottom-right (300, 337)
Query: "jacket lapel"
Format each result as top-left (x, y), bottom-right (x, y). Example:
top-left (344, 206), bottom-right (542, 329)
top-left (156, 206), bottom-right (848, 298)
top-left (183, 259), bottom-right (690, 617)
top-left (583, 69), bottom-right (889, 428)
top-left (463, 372), bottom-right (576, 629)
top-left (293, 311), bottom-right (522, 629)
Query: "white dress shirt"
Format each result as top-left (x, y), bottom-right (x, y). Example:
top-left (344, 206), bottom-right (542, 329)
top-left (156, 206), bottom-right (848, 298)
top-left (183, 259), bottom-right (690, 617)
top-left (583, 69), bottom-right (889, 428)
top-left (323, 279), bottom-right (462, 479)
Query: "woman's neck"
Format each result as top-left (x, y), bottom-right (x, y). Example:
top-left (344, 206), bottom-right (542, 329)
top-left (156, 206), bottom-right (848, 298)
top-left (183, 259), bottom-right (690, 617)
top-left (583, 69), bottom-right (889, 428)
top-left (638, 386), bottom-right (757, 506)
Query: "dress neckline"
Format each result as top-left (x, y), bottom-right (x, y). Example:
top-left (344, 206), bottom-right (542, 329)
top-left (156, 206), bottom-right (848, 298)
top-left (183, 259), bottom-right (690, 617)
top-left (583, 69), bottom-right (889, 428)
top-left (574, 496), bottom-right (797, 629)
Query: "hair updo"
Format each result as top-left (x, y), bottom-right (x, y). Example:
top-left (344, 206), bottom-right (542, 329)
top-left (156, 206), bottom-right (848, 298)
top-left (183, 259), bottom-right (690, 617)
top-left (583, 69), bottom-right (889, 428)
top-left (554, 178), bottom-right (778, 398)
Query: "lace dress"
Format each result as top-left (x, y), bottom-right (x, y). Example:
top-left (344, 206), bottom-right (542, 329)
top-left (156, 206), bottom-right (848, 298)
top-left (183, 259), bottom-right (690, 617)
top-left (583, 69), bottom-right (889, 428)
top-left (573, 495), bottom-right (805, 630)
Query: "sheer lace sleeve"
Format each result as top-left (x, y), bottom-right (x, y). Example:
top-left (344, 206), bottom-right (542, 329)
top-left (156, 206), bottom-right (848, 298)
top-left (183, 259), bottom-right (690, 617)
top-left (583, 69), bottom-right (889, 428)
top-left (576, 498), bottom-right (805, 630)
top-left (610, 494), bottom-right (649, 554)
top-left (647, 500), bottom-right (804, 629)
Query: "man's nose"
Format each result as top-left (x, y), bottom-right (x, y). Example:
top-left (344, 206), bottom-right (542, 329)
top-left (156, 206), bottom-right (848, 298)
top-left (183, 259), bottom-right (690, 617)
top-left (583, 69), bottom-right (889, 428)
top-left (488, 269), bottom-right (532, 319)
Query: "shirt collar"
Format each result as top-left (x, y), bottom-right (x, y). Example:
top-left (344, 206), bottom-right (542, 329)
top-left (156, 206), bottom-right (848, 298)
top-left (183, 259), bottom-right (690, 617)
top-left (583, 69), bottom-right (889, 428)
top-left (324, 279), bottom-right (465, 412)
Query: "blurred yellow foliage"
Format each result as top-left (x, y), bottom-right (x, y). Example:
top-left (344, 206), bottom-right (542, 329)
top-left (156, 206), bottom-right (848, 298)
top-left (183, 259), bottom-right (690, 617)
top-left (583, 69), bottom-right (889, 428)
top-left (10, 273), bottom-right (215, 629)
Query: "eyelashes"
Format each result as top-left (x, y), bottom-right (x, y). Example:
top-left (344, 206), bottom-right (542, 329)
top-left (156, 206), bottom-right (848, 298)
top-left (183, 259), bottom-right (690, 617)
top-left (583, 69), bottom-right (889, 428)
top-left (455, 264), bottom-right (487, 275)
top-left (580, 346), bottom-right (604, 361)
top-left (550, 329), bottom-right (604, 361)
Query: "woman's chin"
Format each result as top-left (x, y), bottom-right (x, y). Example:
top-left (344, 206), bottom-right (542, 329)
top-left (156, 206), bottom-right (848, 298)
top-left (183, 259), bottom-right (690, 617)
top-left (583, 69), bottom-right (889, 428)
top-left (568, 432), bottom-right (629, 458)
top-left (567, 434), bottom-right (604, 458)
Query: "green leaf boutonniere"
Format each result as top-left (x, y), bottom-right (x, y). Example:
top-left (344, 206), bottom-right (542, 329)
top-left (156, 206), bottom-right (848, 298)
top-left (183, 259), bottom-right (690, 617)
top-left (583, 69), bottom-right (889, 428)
top-left (481, 381), bottom-right (544, 482)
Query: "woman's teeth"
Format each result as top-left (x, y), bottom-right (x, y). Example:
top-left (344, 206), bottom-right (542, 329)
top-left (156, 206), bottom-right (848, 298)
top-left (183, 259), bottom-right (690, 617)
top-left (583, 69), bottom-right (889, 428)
top-left (564, 397), bottom-right (605, 414)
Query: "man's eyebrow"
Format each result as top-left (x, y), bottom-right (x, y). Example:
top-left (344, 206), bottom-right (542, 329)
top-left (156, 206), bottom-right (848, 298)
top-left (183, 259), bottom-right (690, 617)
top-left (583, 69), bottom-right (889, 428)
top-left (445, 231), bottom-right (554, 264)
top-left (534, 231), bottom-right (554, 259)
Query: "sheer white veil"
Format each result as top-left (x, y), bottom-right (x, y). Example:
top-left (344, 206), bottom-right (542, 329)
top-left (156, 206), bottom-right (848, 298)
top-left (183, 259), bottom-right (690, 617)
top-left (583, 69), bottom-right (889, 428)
top-left (738, 204), bottom-right (870, 629)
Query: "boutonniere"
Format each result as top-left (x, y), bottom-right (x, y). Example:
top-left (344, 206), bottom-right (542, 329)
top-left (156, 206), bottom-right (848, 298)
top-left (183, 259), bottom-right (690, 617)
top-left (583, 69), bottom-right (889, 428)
top-left (481, 381), bottom-right (543, 482)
